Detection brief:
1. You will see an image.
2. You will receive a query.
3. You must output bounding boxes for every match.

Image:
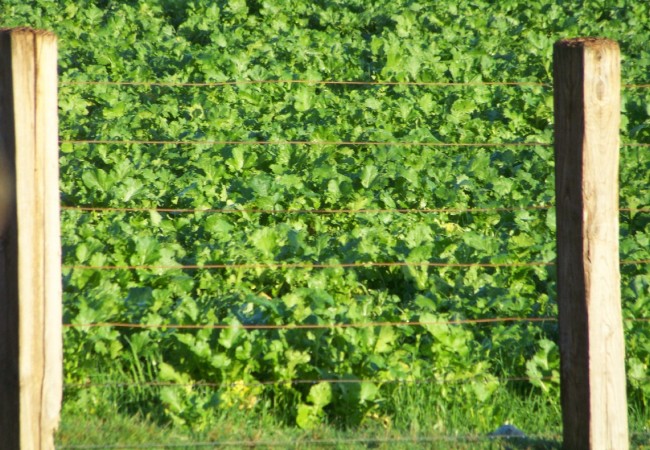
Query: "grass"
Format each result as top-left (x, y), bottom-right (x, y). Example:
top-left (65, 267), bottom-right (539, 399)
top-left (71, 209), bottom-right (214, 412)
top-left (55, 416), bottom-right (558, 449)
top-left (55, 382), bottom-right (650, 449)
top-left (56, 384), bottom-right (567, 449)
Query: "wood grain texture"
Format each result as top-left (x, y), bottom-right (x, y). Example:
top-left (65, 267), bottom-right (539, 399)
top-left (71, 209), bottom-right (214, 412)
top-left (0, 28), bottom-right (61, 450)
top-left (553, 38), bottom-right (628, 450)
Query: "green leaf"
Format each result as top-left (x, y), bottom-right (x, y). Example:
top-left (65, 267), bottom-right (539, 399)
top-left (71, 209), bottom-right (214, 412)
top-left (160, 387), bottom-right (183, 414)
top-left (546, 208), bottom-right (557, 232)
top-left (418, 93), bottom-right (434, 114)
top-left (296, 404), bottom-right (319, 430)
top-left (218, 320), bottom-right (242, 349)
top-left (419, 312), bottom-right (446, 338)
top-left (360, 165), bottom-right (379, 188)
top-left (359, 382), bottom-right (379, 403)
top-left (130, 236), bottom-right (160, 265)
top-left (628, 358), bottom-right (647, 384)
top-left (364, 97), bottom-right (382, 110)
top-left (205, 216), bottom-right (234, 237)
top-left (374, 326), bottom-right (396, 353)
top-left (250, 227), bottom-right (279, 258)
top-left (103, 101), bottom-right (126, 119)
top-left (307, 382), bottom-right (332, 408)
top-left (294, 88), bottom-right (313, 112)
top-left (75, 243), bottom-right (89, 263)
top-left (81, 168), bottom-right (112, 192)
top-left (118, 178), bottom-right (143, 202)
top-left (511, 233), bottom-right (536, 247)
top-left (451, 99), bottom-right (476, 117)
top-left (158, 362), bottom-right (186, 383)
top-left (230, 147), bottom-right (246, 171)
top-left (470, 376), bottom-right (499, 402)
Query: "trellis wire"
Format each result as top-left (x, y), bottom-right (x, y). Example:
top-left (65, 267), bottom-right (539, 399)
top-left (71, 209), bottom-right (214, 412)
top-left (58, 78), bottom-right (650, 89)
top-left (63, 261), bottom-right (555, 271)
top-left (57, 432), bottom-right (650, 449)
top-left (59, 139), bottom-right (649, 149)
top-left (60, 139), bottom-right (553, 147)
top-left (63, 260), bottom-right (650, 271)
top-left (64, 375), bottom-right (555, 390)
top-left (56, 433), bottom-right (564, 450)
top-left (57, 73), bottom-right (650, 448)
top-left (63, 316), bottom-right (650, 331)
top-left (60, 205), bottom-right (650, 214)
top-left (625, 83), bottom-right (650, 88)
top-left (60, 205), bottom-right (553, 215)
top-left (63, 317), bottom-right (557, 330)
top-left (59, 79), bottom-right (552, 87)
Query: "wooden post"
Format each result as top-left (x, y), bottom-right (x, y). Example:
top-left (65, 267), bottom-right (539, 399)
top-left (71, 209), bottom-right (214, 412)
top-left (553, 38), bottom-right (628, 450)
top-left (0, 28), bottom-right (62, 450)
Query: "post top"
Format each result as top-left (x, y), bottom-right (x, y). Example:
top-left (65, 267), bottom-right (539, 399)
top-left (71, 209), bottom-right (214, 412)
top-left (0, 27), bottom-right (56, 38)
top-left (555, 37), bottom-right (619, 50)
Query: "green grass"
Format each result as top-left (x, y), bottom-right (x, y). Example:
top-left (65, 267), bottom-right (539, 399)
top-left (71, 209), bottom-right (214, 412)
top-left (56, 413), bottom-right (559, 449)
top-left (56, 384), bottom-right (650, 449)
top-left (57, 384), bottom-right (566, 449)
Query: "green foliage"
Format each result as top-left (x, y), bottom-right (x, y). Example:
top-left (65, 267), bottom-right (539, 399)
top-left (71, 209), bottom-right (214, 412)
top-left (1, 0), bottom-right (648, 435)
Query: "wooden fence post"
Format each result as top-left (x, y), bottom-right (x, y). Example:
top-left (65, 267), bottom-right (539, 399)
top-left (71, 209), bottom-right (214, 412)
top-left (553, 38), bottom-right (628, 450)
top-left (0, 28), bottom-right (62, 450)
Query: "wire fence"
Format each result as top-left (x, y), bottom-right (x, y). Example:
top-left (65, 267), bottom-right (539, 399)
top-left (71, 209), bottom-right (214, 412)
top-left (64, 261), bottom-right (556, 271)
top-left (57, 138), bottom-right (650, 148)
top-left (58, 78), bottom-right (650, 89)
top-left (57, 432), bottom-right (650, 450)
top-left (60, 139), bottom-right (555, 147)
top-left (56, 434), bottom-right (566, 450)
top-left (59, 72), bottom-right (650, 447)
top-left (64, 374), bottom-right (556, 390)
top-left (61, 204), bottom-right (554, 214)
top-left (61, 205), bottom-right (650, 214)
top-left (64, 317), bottom-right (556, 329)
top-left (60, 79), bottom-right (553, 87)
top-left (63, 315), bottom-right (650, 331)
top-left (62, 256), bottom-right (649, 271)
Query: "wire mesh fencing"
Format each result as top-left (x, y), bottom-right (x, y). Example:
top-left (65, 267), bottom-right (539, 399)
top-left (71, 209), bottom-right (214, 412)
top-left (58, 75), bottom-right (650, 447)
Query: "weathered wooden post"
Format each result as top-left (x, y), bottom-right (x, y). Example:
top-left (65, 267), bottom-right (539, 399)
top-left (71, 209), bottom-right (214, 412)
top-left (553, 38), bottom-right (628, 450)
top-left (0, 28), bottom-right (62, 450)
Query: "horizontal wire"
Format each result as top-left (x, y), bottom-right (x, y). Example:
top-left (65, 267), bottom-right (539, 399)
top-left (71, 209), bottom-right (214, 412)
top-left (622, 259), bottom-right (650, 265)
top-left (62, 260), bottom-right (650, 271)
top-left (55, 434), bottom-right (563, 450)
top-left (620, 207), bottom-right (650, 213)
top-left (621, 142), bottom-right (650, 147)
top-left (59, 139), bottom-right (552, 147)
top-left (64, 317), bottom-right (650, 331)
top-left (63, 317), bottom-right (557, 330)
top-left (67, 431), bottom-right (650, 448)
top-left (56, 139), bottom-right (650, 149)
top-left (63, 261), bottom-right (555, 271)
top-left (59, 205), bottom-right (650, 215)
top-left (61, 205), bottom-right (553, 215)
top-left (64, 375), bottom-right (552, 390)
top-left (56, 79), bottom-right (650, 89)
top-left (59, 79), bottom-right (551, 87)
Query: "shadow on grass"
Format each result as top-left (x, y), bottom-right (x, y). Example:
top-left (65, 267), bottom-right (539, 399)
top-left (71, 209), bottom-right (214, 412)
top-left (485, 436), bottom-right (561, 450)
